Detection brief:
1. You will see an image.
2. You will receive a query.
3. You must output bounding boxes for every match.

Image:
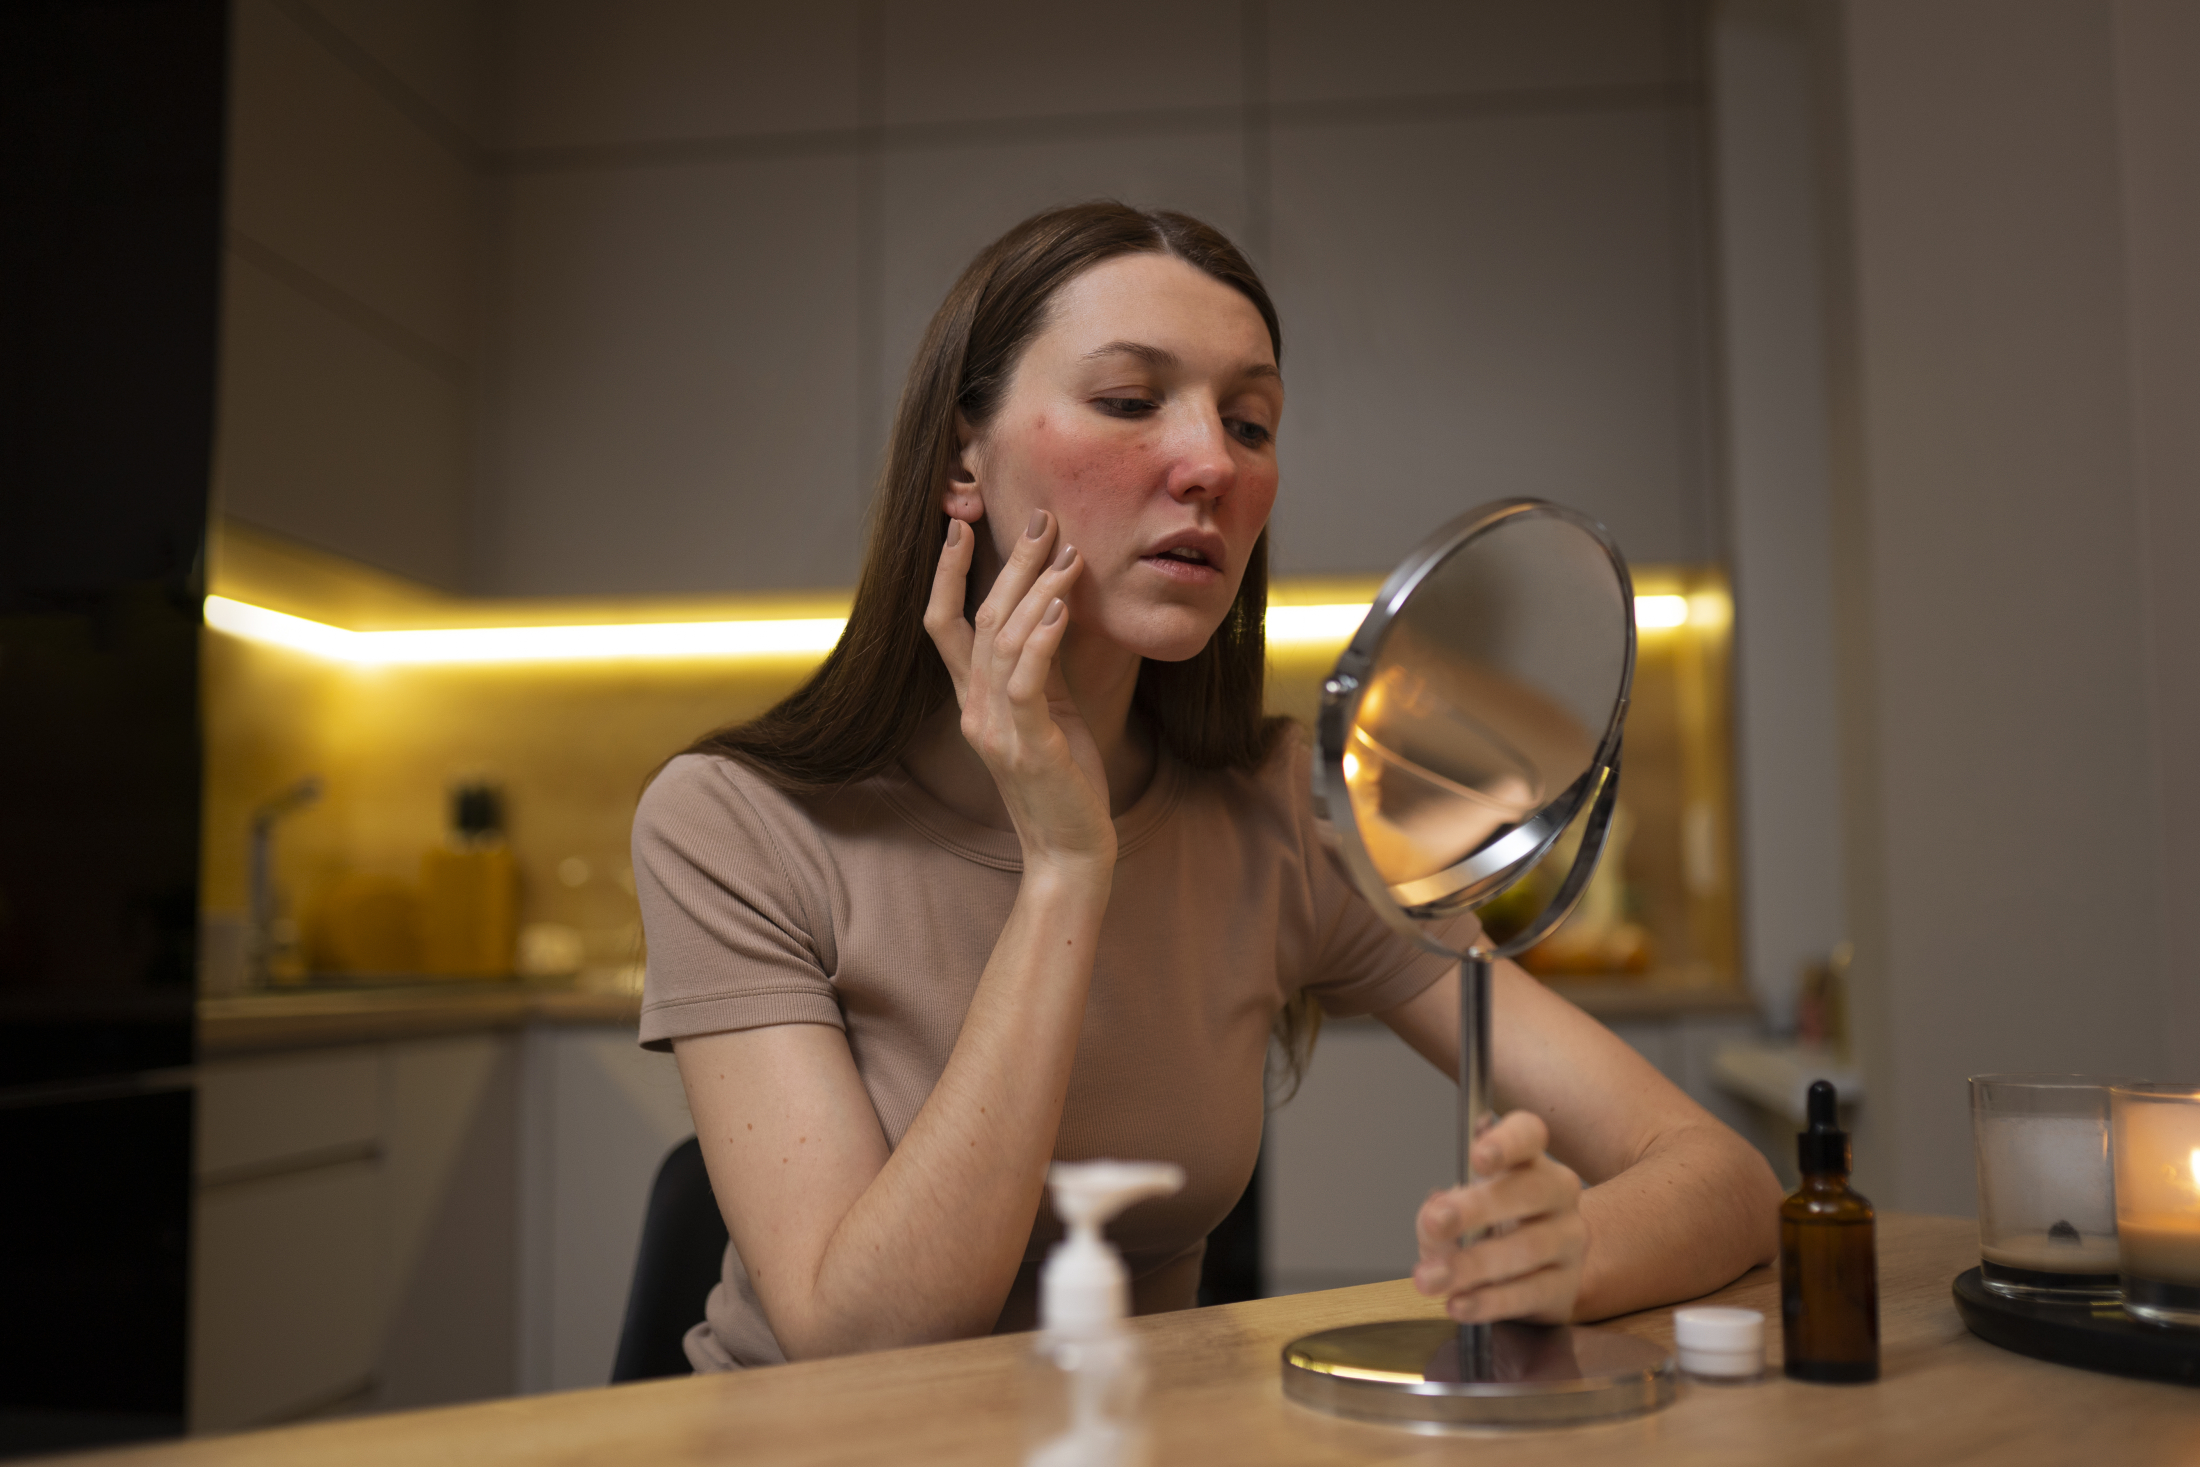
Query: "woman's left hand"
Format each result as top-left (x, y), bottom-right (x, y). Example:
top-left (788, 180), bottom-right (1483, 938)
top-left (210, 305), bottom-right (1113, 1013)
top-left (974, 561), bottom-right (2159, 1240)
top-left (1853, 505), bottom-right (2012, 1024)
top-left (1411, 1110), bottom-right (1587, 1325)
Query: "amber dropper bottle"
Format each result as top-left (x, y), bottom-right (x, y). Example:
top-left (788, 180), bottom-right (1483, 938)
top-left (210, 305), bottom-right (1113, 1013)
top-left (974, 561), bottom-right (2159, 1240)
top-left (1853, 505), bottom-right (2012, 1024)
top-left (1780, 1079), bottom-right (1879, 1382)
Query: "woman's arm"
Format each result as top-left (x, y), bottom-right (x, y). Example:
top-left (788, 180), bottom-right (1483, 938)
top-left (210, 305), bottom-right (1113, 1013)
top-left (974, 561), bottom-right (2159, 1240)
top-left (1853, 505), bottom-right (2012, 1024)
top-left (675, 862), bottom-right (1106, 1357)
top-left (1379, 962), bottom-right (1783, 1323)
top-left (674, 512), bottom-right (1114, 1359)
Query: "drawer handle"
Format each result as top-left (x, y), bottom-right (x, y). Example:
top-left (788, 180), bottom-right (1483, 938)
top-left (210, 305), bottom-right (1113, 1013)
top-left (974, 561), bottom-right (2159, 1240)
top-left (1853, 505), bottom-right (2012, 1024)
top-left (199, 1139), bottom-right (383, 1190)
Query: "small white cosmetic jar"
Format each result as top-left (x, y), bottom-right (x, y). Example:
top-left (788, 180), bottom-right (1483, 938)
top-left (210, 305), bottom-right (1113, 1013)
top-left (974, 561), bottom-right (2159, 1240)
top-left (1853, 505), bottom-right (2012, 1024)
top-left (1672, 1307), bottom-right (1765, 1381)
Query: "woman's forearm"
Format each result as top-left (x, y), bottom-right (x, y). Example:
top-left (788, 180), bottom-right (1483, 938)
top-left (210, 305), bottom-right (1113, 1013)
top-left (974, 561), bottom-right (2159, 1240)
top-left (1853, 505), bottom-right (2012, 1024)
top-left (772, 860), bottom-right (1111, 1357)
top-left (1571, 1119), bottom-right (1783, 1321)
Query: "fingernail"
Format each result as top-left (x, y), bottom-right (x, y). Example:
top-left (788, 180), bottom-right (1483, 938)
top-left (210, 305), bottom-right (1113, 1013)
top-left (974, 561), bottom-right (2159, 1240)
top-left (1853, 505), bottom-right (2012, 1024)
top-left (1026, 509), bottom-right (1048, 540)
top-left (1052, 544), bottom-right (1075, 571)
top-left (945, 520), bottom-right (964, 547)
top-left (1042, 599), bottom-right (1064, 626)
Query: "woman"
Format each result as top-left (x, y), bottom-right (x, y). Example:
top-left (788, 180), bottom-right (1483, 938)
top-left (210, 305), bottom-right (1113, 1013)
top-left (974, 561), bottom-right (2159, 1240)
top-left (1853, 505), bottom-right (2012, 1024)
top-left (635, 203), bottom-right (1781, 1371)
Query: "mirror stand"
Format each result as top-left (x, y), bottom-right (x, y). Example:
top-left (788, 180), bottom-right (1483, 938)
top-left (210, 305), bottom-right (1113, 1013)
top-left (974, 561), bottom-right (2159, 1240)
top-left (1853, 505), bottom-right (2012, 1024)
top-left (1280, 787), bottom-right (1673, 1428)
top-left (1283, 500), bottom-right (1675, 1428)
top-left (1456, 948), bottom-right (1495, 1383)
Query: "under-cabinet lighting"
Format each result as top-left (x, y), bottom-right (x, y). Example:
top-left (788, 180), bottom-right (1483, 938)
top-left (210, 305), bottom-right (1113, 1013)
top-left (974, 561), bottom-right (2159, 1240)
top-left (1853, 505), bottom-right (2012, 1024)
top-left (206, 594), bottom-right (1711, 665)
top-left (203, 597), bottom-right (845, 663)
top-left (1266, 603), bottom-right (1372, 645)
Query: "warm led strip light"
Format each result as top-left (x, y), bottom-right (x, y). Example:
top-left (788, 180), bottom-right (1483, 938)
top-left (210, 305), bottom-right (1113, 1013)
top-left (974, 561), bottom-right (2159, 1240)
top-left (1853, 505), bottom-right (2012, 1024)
top-left (205, 594), bottom-right (1704, 665)
top-left (202, 596), bottom-right (1378, 664)
top-left (203, 597), bottom-right (846, 663)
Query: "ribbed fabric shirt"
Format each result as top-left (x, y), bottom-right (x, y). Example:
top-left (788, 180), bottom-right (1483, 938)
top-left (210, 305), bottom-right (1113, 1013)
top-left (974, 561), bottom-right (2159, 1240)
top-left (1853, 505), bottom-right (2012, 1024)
top-left (633, 727), bottom-right (1467, 1369)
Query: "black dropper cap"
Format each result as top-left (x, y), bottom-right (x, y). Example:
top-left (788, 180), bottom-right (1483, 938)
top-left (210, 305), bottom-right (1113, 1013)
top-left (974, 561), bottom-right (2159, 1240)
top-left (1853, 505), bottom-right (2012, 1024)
top-left (452, 782), bottom-right (504, 840)
top-left (1798, 1079), bottom-right (1849, 1175)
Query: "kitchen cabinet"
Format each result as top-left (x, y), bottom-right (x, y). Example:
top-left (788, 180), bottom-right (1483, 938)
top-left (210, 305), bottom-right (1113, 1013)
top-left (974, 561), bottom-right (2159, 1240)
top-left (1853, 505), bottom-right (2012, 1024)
top-left (1263, 1002), bottom-right (1765, 1296)
top-left (190, 1009), bottom-right (689, 1432)
top-left (517, 1026), bottom-right (697, 1393)
top-left (192, 1034), bottom-right (520, 1430)
top-left (192, 1049), bottom-right (386, 1428)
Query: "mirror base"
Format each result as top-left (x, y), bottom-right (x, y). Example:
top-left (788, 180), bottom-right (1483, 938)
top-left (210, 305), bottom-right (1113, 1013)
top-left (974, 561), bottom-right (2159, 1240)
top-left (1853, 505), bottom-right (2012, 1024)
top-left (1281, 1319), bottom-right (1675, 1428)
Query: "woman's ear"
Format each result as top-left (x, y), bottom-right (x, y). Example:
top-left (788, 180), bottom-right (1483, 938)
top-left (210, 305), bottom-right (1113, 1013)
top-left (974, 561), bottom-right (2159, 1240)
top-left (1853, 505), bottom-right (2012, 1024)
top-left (940, 411), bottom-right (984, 523)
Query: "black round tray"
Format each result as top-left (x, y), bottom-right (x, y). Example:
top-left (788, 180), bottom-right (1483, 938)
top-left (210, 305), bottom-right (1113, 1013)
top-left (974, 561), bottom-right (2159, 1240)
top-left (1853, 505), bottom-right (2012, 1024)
top-left (1953, 1267), bottom-right (2200, 1385)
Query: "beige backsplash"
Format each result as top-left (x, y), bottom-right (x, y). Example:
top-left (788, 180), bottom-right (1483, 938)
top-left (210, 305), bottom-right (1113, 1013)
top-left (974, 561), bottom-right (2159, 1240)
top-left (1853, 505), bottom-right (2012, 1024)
top-left (202, 520), bottom-right (1734, 992)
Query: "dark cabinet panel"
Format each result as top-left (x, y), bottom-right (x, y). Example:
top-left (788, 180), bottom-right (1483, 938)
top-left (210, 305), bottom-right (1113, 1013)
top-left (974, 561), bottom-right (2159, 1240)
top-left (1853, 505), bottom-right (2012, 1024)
top-left (0, 0), bottom-right (226, 1455)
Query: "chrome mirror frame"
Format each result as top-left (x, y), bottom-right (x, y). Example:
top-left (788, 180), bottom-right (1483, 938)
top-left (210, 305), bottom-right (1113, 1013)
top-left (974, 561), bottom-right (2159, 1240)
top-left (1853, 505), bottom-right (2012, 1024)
top-left (1286, 497), bottom-right (1669, 1426)
top-left (1309, 497), bottom-right (1636, 961)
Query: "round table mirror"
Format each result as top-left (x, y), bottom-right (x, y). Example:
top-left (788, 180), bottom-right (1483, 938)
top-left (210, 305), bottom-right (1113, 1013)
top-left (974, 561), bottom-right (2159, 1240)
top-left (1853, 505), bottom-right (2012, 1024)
top-left (1285, 498), bottom-right (1674, 1428)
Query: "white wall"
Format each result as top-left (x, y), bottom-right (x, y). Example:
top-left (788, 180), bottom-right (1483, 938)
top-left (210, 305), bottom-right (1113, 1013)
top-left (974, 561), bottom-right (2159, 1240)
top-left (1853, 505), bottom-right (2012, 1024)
top-left (2113, 0), bottom-right (2200, 1105)
top-left (1706, 0), bottom-right (1848, 1032)
top-left (468, 0), bottom-right (1722, 595)
top-left (1818, 0), bottom-right (2198, 1213)
top-left (221, 2), bottom-right (1722, 598)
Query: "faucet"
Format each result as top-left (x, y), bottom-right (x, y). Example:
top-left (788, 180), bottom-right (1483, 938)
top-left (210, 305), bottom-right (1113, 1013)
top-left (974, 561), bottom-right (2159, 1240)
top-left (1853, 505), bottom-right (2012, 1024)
top-left (248, 776), bottom-right (321, 986)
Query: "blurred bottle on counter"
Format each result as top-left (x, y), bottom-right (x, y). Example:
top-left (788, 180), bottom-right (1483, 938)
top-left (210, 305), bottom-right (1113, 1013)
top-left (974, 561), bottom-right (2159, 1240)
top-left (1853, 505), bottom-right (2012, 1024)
top-left (420, 782), bottom-right (518, 979)
top-left (308, 872), bottom-right (422, 976)
top-left (1794, 941), bottom-right (1853, 1059)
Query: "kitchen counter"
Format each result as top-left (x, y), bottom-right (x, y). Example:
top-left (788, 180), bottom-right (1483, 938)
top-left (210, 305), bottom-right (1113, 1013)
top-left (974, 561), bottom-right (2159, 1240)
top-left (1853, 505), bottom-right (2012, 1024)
top-left (198, 982), bottom-right (640, 1057)
top-left (65, 1213), bottom-right (2200, 1466)
top-left (198, 976), bottom-right (1744, 1058)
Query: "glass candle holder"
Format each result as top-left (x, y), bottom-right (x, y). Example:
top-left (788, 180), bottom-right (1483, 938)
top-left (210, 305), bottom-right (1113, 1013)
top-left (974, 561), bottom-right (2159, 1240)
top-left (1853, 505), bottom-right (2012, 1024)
top-left (2111, 1083), bottom-right (2200, 1328)
top-left (1971, 1075), bottom-right (2124, 1301)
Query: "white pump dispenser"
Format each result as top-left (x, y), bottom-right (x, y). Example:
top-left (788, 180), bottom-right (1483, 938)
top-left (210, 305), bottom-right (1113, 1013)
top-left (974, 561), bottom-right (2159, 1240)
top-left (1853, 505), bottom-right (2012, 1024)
top-left (1040, 1161), bottom-right (1185, 1334)
top-left (1024, 1160), bottom-right (1184, 1467)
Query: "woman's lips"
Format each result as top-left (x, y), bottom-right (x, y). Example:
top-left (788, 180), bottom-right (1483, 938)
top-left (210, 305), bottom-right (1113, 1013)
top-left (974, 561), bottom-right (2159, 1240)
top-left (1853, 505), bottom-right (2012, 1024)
top-left (1139, 552), bottom-right (1224, 585)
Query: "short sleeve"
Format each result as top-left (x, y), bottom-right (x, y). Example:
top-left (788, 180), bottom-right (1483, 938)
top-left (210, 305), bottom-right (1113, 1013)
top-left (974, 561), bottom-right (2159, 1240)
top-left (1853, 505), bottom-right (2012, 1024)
top-left (633, 753), bottom-right (844, 1050)
top-left (1274, 731), bottom-right (1482, 1018)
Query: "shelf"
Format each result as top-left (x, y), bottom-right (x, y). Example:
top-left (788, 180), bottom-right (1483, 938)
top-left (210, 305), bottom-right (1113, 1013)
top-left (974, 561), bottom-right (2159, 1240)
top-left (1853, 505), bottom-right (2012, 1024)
top-left (1542, 977), bottom-right (1757, 1022)
top-left (199, 982), bottom-right (640, 1057)
top-left (1326, 976), bottom-right (1756, 1029)
top-left (1711, 1040), bottom-right (1863, 1125)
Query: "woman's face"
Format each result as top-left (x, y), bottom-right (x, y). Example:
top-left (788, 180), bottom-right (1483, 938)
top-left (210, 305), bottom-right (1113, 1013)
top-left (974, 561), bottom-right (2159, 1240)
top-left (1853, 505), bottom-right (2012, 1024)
top-left (948, 252), bottom-right (1283, 664)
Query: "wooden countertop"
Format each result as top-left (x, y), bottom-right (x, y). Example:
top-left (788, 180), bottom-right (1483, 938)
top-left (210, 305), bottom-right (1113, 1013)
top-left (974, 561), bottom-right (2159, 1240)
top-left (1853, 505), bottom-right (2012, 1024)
top-left (197, 975), bottom-right (1744, 1058)
top-left (70, 1214), bottom-right (2200, 1465)
top-left (198, 983), bottom-right (640, 1056)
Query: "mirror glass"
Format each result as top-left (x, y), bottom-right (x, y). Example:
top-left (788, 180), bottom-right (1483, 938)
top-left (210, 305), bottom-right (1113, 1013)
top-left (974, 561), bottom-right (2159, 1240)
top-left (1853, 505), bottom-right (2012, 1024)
top-left (1332, 505), bottom-right (1632, 917)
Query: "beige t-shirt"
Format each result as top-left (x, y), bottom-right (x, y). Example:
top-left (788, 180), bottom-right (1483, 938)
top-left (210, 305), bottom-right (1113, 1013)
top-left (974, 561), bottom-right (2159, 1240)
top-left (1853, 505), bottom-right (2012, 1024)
top-left (633, 727), bottom-right (1465, 1370)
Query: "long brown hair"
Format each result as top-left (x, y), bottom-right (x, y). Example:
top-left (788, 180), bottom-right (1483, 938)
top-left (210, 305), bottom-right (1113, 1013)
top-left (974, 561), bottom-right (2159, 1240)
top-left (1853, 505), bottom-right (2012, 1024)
top-left (686, 202), bottom-right (1283, 789)
top-left (684, 202), bottom-right (1321, 1094)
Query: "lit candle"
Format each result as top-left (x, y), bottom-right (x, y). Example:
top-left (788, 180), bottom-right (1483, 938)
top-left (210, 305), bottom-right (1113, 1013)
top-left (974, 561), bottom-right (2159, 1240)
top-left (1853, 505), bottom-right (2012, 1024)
top-left (2110, 1084), bottom-right (2200, 1328)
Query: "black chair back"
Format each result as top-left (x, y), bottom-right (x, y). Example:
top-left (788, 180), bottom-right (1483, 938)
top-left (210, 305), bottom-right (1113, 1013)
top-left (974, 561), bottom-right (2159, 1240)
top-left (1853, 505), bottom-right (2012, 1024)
top-left (611, 1135), bottom-right (729, 1383)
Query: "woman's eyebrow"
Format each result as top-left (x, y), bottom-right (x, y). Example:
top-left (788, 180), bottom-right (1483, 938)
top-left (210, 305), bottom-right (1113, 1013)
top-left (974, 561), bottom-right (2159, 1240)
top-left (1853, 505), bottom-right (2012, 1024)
top-left (1081, 340), bottom-right (1178, 367)
top-left (1081, 340), bottom-right (1282, 383)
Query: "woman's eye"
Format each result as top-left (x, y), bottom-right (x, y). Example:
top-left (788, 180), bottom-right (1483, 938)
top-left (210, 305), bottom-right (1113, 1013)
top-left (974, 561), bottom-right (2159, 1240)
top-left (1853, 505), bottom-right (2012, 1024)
top-left (1095, 397), bottom-right (1159, 417)
top-left (1229, 418), bottom-right (1274, 447)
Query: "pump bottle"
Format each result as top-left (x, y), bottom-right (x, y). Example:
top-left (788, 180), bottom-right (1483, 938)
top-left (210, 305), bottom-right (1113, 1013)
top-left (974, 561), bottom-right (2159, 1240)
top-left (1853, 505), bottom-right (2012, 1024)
top-left (1024, 1160), bottom-right (1183, 1467)
top-left (1780, 1079), bottom-right (1879, 1382)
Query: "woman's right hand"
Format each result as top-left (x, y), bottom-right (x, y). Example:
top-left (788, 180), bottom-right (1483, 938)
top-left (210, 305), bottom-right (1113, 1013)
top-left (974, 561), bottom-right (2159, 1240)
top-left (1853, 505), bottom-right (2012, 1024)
top-left (924, 510), bottom-right (1115, 871)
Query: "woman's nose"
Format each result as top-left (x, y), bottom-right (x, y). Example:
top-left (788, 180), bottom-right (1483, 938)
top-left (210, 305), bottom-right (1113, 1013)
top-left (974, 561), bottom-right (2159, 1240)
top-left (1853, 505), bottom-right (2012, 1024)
top-left (1162, 406), bottom-right (1238, 503)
